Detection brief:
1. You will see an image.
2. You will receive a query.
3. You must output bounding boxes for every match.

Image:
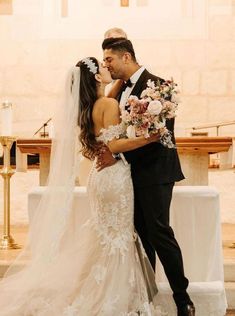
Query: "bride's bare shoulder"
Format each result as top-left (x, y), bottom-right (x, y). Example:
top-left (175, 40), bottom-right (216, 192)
top-left (95, 97), bottom-right (119, 112)
top-left (96, 96), bottom-right (118, 105)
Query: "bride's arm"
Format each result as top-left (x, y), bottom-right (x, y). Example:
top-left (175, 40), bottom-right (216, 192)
top-left (106, 79), bottom-right (123, 98)
top-left (103, 98), bottom-right (159, 154)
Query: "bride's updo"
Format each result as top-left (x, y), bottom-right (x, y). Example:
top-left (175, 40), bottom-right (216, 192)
top-left (76, 57), bottom-right (100, 160)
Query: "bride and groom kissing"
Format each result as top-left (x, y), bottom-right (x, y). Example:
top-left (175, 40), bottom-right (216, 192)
top-left (96, 35), bottom-right (195, 316)
top-left (0, 31), bottom-right (195, 315)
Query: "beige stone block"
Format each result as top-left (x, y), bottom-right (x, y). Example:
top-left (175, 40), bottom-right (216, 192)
top-left (201, 70), bottom-right (228, 95)
top-left (209, 0), bottom-right (231, 5)
top-left (11, 16), bottom-right (40, 40)
top-left (13, 0), bottom-right (40, 15)
top-left (4, 66), bottom-right (38, 96)
top-left (146, 66), bottom-right (166, 79)
top-left (207, 97), bottom-right (235, 123)
top-left (207, 42), bottom-right (235, 68)
top-left (177, 96), bottom-right (208, 128)
top-left (0, 70), bottom-right (4, 96)
top-left (173, 42), bottom-right (206, 68)
top-left (33, 68), bottom-right (68, 96)
top-left (3, 65), bottom-right (66, 98)
top-left (162, 68), bottom-right (182, 88)
top-left (182, 70), bottom-right (200, 95)
top-left (231, 71), bottom-right (235, 95)
top-left (225, 42), bottom-right (235, 68)
top-left (0, 41), bottom-right (22, 66)
top-left (1, 40), bottom-right (50, 68)
top-left (232, 18), bottom-right (235, 40)
top-left (12, 96), bottom-right (57, 123)
top-left (135, 41), bottom-right (172, 67)
top-left (46, 40), bottom-right (102, 68)
top-left (16, 41), bottom-right (51, 66)
top-left (209, 16), bottom-right (233, 40)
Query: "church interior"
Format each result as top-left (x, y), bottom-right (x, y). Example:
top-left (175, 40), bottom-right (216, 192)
top-left (0, 0), bottom-right (235, 315)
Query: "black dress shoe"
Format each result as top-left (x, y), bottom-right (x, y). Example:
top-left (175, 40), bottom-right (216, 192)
top-left (177, 303), bottom-right (195, 316)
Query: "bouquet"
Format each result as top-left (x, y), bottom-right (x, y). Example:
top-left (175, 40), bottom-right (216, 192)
top-left (121, 78), bottom-right (179, 148)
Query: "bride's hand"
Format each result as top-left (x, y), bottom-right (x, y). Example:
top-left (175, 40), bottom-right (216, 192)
top-left (96, 145), bottom-right (117, 171)
top-left (146, 132), bottom-right (160, 143)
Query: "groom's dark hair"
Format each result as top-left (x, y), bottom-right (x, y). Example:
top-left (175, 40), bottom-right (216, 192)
top-left (102, 37), bottom-right (137, 62)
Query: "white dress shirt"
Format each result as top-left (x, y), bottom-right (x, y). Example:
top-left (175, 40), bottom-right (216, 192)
top-left (119, 66), bottom-right (146, 111)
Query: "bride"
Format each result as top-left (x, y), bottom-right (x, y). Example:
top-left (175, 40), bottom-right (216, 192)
top-left (0, 57), bottom-right (163, 315)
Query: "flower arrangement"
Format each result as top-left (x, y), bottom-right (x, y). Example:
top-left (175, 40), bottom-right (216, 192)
top-left (121, 78), bottom-right (179, 148)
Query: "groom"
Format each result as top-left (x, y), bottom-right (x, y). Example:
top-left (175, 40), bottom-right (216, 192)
top-left (100, 37), bottom-right (195, 316)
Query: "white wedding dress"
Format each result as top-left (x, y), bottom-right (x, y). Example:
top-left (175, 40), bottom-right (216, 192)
top-left (61, 124), bottom-right (161, 315)
top-left (0, 63), bottom-right (165, 315)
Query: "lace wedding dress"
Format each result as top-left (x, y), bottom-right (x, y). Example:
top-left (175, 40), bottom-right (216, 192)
top-left (0, 125), bottom-right (163, 316)
top-left (62, 124), bottom-right (162, 315)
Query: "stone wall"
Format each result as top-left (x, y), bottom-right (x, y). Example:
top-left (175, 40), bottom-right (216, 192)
top-left (0, 0), bottom-right (235, 137)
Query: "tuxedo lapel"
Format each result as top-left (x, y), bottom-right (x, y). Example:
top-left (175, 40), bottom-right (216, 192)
top-left (129, 69), bottom-right (150, 97)
top-left (116, 69), bottom-right (150, 102)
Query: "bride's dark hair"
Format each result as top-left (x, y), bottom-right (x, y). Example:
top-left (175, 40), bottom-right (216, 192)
top-left (76, 57), bottom-right (100, 160)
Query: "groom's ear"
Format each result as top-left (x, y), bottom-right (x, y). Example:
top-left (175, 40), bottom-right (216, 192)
top-left (95, 73), bottom-right (102, 83)
top-left (123, 52), bottom-right (132, 64)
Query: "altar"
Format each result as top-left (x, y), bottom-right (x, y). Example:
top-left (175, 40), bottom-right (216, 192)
top-left (17, 136), bottom-right (232, 186)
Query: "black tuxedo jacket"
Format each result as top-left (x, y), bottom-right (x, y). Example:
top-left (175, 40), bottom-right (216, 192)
top-left (118, 69), bottom-right (185, 188)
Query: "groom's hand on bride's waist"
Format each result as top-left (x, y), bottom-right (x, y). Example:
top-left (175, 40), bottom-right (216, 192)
top-left (96, 145), bottom-right (117, 171)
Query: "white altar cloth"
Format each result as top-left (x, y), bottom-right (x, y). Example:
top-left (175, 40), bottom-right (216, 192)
top-left (28, 185), bottom-right (227, 315)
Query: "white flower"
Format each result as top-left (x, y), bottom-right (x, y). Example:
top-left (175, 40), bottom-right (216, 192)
top-left (163, 86), bottom-right (170, 93)
top-left (140, 89), bottom-right (147, 98)
top-left (147, 79), bottom-right (156, 89)
top-left (126, 125), bottom-right (136, 138)
top-left (147, 100), bottom-right (162, 115)
top-left (121, 110), bottom-right (131, 123)
top-left (154, 117), bottom-right (166, 129)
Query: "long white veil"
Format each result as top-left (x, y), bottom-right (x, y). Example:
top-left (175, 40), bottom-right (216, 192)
top-left (0, 66), bottom-right (88, 315)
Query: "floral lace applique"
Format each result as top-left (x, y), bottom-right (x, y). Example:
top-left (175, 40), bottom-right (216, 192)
top-left (63, 305), bottom-right (78, 316)
top-left (92, 265), bottom-right (107, 284)
top-left (96, 123), bottom-right (126, 145)
top-left (101, 295), bottom-right (120, 314)
top-left (129, 269), bottom-right (135, 287)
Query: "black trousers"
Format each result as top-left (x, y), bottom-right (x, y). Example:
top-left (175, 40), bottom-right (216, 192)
top-left (134, 182), bottom-right (192, 308)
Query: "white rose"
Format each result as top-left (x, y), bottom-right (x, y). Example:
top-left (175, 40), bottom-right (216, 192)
top-left (154, 117), bottom-right (166, 129)
top-left (126, 125), bottom-right (136, 138)
top-left (147, 100), bottom-right (162, 115)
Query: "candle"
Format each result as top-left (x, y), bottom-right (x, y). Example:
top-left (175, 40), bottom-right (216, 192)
top-left (1, 101), bottom-right (12, 136)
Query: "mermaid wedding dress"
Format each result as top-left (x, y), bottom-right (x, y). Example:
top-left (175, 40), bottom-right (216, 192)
top-left (61, 124), bottom-right (161, 315)
top-left (0, 68), bottom-right (163, 315)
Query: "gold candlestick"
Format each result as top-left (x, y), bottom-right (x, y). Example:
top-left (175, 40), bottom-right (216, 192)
top-left (0, 136), bottom-right (20, 249)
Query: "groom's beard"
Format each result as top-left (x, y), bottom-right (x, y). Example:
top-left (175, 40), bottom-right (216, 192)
top-left (108, 69), bottom-right (124, 81)
top-left (110, 72), bottom-right (119, 80)
top-left (111, 73), bottom-right (123, 80)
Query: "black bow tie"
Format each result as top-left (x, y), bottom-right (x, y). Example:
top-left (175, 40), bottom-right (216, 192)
top-left (122, 79), bottom-right (133, 91)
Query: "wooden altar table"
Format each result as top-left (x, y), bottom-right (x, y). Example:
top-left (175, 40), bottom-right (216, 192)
top-left (17, 137), bottom-right (232, 186)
